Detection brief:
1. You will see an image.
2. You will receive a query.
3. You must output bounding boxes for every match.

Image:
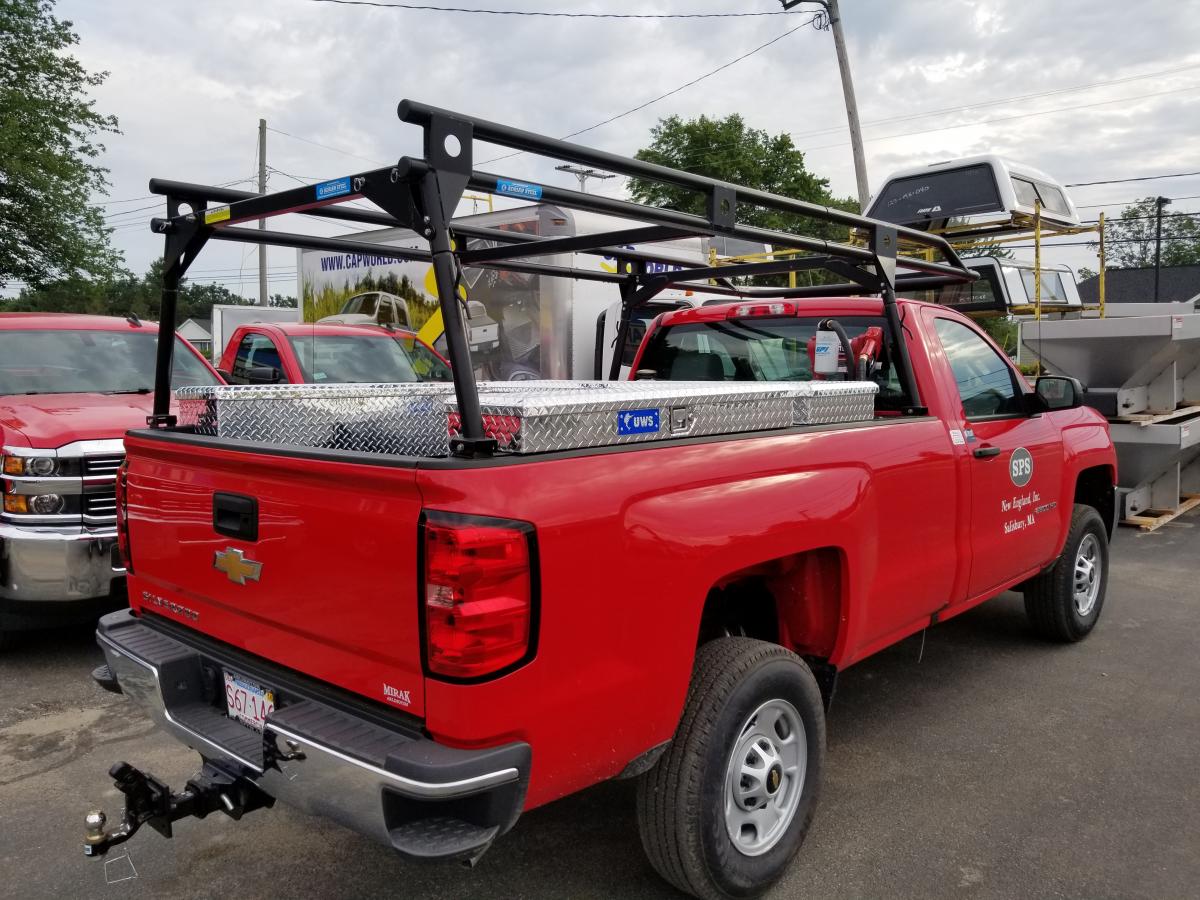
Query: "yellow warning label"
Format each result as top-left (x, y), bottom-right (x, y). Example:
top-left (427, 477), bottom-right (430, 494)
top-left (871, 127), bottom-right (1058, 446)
top-left (204, 205), bottom-right (231, 225)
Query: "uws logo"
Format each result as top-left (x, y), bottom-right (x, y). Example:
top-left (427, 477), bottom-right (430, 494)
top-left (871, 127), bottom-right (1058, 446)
top-left (383, 683), bottom-right (411, 707)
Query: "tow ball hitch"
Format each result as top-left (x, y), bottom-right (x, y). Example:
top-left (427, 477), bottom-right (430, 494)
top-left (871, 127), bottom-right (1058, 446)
top-left (83, 761), bottom-right (272, 857)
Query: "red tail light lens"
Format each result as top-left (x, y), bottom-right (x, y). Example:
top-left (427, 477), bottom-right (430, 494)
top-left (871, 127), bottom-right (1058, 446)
top-left (115, 462), bottom-right (133, 573)
top-left (423, 514), bottom-right (535, 680)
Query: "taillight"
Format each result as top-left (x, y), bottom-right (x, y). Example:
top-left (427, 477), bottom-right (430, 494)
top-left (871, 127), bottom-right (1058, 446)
top-left (115, 462), bottom-right (133, 573)
top-left (423, 513), bottom-right (535, 680)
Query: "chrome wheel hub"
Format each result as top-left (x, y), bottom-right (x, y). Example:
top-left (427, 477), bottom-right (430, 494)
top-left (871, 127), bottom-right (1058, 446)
top-left (723, 698), bottom-right (806, 857)
top-left (1073, 533), bottom-right (1102, 617)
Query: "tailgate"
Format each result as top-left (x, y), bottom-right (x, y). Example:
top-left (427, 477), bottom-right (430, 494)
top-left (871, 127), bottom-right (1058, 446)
top-left (122, 432), bottom-right (426, 717)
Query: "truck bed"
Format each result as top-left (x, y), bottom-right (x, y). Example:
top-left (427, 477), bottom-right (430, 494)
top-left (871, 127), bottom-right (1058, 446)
top-left (122, 408), bottom-right (957, 809)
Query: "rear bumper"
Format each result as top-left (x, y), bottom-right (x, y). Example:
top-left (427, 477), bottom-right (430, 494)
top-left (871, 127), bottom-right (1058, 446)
top-left (96, 610), bottom-right (530, 862)
top-left (0, 524), bottom-right (123, 604)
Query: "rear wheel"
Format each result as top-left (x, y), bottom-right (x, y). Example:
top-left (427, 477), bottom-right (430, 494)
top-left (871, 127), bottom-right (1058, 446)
top-left (1024, 504), bottom-right (1109, 642)
top-left (636, 638), bottom-right (825, 900)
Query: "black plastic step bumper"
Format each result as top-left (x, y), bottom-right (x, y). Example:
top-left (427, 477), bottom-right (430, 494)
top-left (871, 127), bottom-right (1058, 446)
top-left (94, 609), bottom-right (530, 862)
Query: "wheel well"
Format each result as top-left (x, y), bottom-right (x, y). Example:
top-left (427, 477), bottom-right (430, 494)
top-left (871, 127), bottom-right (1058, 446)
top-left (698, 548), bottom-right (843, 661)
top-left (1075, 465), bottom-right (1116, 538)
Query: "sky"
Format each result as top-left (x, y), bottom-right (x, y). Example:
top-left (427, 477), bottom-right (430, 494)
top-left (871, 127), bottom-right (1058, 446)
top-left (60, 0), bottom-right (1200, 299)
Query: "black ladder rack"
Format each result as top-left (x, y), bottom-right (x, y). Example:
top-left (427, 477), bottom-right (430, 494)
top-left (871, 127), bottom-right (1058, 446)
top-left (147, 99), bottom-right (978, 455)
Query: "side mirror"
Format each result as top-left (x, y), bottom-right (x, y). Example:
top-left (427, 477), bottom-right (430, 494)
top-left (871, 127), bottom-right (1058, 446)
top-left (246, 366), bottom-right (282, 384)
top-left (1034, 375), bottom-right (1084, 411)
top-left (216, 368), bottom-right (233, 382)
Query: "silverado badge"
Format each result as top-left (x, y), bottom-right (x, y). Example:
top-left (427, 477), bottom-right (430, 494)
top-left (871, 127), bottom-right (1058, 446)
top-left (213, 547), bottom-right (263, 585)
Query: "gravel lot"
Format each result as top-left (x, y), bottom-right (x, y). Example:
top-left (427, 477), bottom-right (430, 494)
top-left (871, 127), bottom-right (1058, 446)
top-left (2, 517), bottom-right (1197, 900)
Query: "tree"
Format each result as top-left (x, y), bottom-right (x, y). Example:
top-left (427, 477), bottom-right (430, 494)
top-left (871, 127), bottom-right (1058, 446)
top-left (0, 0), bottom-right (121, 289)
top-left (1089, 197), bottom-right (1200, 268)
top-left (628, 114), bottom-right (858, 243)
top-left (1, 259), bottom-right (249, 321)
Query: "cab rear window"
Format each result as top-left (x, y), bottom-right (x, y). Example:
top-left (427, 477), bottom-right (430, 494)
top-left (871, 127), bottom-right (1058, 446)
top-left (637, 316), bottom-right (909, 407)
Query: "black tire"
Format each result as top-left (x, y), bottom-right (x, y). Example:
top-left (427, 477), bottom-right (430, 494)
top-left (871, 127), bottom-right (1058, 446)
top-left (1024, 504), bottom-right (1109, 642)
top-left (636, 638), bottom-right (825, 900)
top-left (0, 629), bottom-right (16, 652)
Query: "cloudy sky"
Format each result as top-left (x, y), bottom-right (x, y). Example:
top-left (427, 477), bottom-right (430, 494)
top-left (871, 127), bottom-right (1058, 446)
top-left (64, 0), bottom-right (1200, 297)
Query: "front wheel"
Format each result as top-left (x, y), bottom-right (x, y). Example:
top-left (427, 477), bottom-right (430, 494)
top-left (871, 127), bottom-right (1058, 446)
top-left (1024, 504), bottom-right (1110, 642)
top-left (636, 638), bottom-right (825, 900)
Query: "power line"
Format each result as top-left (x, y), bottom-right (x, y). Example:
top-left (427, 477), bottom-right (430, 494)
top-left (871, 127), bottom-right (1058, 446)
top-left (788, 61), bottom-right (1200, 141)
top-left (300, 0), bottom-right (801, 18)
top-left (800, 84), bottom-right (1200, 153)
top-left (1082, 210), bottom-right (1200, 224)
top-left (652, 82), bottom-right (1200, 173)
top-left (479, 15), bottom-right (817, 165)
top-left (103, 202), bottom-right (164, 220)
top-left (265, 127), bottom-right (388, 166)
top-left (1077, 193), bottom-right (1200, 209)
top-left (995, 236), bottom-right (1200, 249)
top-left (1066, 171), bottom-right (1200, 187)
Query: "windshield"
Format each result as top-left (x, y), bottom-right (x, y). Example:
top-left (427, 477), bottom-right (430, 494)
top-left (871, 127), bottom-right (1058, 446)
top-left (0, 330), bottom-right (218, 395)
top-left (287, 333), bottom-right (451, 383)
top-left (638, 315), bottom-right (906, 404)
top-left (341, 294), bottom-right (378, 316)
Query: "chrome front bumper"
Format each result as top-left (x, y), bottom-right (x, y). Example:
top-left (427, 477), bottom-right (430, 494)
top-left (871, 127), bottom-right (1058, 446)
top-left (0, 524), bottom-right (123, 603)
top-left (96, 610), bottom-right (530, 861)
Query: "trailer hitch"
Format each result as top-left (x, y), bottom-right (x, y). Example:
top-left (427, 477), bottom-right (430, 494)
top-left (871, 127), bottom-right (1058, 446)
top-left (83, 761), bottom-right (272, 858)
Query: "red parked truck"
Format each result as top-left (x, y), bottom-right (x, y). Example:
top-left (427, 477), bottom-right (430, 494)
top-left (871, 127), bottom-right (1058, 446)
top-left (215, 321), bottom-right (450, 385)
top-left (85, 104), bottom-right (1116, 900)
top-left (0, 313), bottom-right (221, 646)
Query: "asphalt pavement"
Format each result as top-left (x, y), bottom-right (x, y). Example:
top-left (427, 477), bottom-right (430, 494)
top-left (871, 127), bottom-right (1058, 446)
top-left (1, 516), bottom-right (1197, 900)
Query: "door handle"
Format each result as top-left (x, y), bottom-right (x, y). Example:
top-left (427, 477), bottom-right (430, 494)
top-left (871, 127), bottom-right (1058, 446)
top-left (973, 446), bottom-right (1001, 459)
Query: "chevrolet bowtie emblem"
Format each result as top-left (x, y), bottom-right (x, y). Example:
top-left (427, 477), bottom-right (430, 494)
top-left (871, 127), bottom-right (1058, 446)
top-left (213, 547), bottom-right (262, 585)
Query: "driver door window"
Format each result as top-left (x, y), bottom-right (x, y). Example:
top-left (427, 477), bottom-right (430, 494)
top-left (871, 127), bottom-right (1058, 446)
top-left (231, 333), bottom-right (286, 384)
top-left (231, 334), bottom-right (256, 383)
top-left (933, 318), bottom-right (1022, 418)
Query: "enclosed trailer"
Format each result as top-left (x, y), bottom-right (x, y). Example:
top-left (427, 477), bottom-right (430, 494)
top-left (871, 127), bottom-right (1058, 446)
top-left (298, 206), bottom-right (761, 381)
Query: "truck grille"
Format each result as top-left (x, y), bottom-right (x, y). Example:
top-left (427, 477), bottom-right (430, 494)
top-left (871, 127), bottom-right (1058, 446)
top-left (83, 455), bottom-right (124, 477)
top-left (82, 452), bottom-right (123, 525)
top-left (83, 490), bottom-right (118, 522)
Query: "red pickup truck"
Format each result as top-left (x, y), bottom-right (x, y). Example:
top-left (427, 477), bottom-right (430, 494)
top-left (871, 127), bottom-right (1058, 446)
top-left (0, 313), bottom-right (221, 646)
top-left (215, 321), bottom-right (450, 385)
top-left (84, 105), bottom-right (1116, 900)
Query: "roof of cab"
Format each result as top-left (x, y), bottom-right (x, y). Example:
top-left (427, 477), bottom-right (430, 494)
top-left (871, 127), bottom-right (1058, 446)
top-left (0, 312), bottom-right (163, 331)
top-left (246, 321), bottom-right (420, 339)
top-left (658, 297), bottom-right (886, 327)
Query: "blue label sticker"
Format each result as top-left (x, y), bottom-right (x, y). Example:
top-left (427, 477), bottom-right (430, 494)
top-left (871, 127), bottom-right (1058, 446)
top-left (496, 179), bottom-right (543, 201)
top-left (315, 177), bottom-right (353, 201)
top-left (617, 408), bottom-right (660, 436)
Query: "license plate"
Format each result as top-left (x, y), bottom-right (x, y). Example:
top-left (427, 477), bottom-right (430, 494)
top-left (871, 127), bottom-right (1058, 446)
top-left (223, 671), bottom-right (275, 732)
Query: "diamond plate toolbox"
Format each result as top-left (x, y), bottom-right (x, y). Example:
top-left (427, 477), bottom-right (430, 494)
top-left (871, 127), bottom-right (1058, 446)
top-left (450, 382), bottom-right (803, 454)
top-left (177, 379), bottom-right (879, 457)
top-left (174, 382), bottom-right (611, 456)
top-left (175, 383), bottom-right (453, 456)
top-left (788, 381), bottom-right (878, 425)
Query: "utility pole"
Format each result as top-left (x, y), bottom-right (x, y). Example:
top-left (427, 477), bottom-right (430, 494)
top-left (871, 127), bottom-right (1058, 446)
top-left (258, 118), bottom-right (268, 306)
top-left (781, 0), bottom-right (870, 209)
top-left (554, 164), bottom-right (615, 194)
top-left (1153, 195), bottom-right (1169, 302)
